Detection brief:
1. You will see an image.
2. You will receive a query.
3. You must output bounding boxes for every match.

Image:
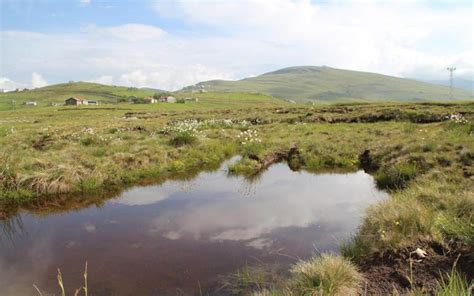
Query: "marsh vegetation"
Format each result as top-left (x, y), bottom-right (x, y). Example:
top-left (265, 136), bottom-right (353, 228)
top-left (0, 96), bottom-right (472, 294)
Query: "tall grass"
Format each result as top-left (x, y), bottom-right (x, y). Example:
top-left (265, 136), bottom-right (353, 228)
top-left (436, 268), bottom-right (472, 296)
top-left (290, 254), bottom-right (363, 296)
top-left (34, 262), bottom-right (88, 296)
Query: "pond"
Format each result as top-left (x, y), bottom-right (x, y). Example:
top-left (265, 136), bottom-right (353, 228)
top-left (0, 158), bottom-right (387, 295)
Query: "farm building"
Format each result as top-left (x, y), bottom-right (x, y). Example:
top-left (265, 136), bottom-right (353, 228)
top-left (65, 97), bottom-right (85, 105)
top-left (127, 96), bottom-right (138, 103)
top-left (184, 97), bottom-right (199, 102)
top-left (143, 96), bottom-right (158, 103)
top-left (159, 95), bottom-right (176, 103)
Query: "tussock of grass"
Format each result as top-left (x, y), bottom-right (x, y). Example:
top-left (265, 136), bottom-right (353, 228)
top-left (169, 133), bottom-right (197, 147)
top-left (375, 162), bottom-right (419, 190)
top-left (346, 173), bottom-right (473, 256)
top-left (436, 268), bottom-right (472, 296)
top-left (290, 254), bottom-right (363, 296)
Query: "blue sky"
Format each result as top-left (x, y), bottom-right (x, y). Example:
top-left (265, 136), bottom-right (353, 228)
top-left (1, 0), bottom-right (473, 90)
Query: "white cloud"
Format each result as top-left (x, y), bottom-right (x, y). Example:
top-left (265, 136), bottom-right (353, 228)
top-left (1, 0), bottom-right (472, 90)
top-left (79, 0), bottom-right (91, 5)
top-left (89, 75), bottom-right (114, 85)
top-left (31, 72), bottom-right (48, 88)
top-left (83, 24), bottom-right (166, 42)
top-left (0, 77), bottom-right (26, 91)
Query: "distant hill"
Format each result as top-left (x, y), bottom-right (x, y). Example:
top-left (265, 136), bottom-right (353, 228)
top-left (182, 66), bottom-right (474, 103)
top-left (0, 82), bottom-right (160, 106)
top-left (424, 78), bottom-right (474, 92)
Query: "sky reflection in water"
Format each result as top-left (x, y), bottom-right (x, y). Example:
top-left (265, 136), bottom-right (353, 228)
top-left (0, 160), bottom-right (387, 295)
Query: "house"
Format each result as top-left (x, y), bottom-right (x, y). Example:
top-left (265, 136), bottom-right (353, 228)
top-left (24, 101), bottom-right (37, 106)
top-left (184, 97), bottom-right (199, 102)
top-left (65, 97), bottom-right (85, 105)
top-left (159, 95), bottom-right (177, 103)
top-left (127, 96), bottom-right (138, 103)
top-left (143, 96), bottom-right (158, 104)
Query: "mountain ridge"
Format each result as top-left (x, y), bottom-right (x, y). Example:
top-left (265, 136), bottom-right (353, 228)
top-left (182, 66), bottom-right (473, 102)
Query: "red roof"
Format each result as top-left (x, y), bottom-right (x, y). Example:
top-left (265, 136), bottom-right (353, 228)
top-left (68, 97), bottom-right (84, 101)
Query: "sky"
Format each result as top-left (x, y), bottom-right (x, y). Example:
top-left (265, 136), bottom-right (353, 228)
top-left (0, 0), bottom-right (473, 91)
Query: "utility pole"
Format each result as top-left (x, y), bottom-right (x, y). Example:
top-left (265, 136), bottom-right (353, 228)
top-left (446, 67), bottom-right (456, 99)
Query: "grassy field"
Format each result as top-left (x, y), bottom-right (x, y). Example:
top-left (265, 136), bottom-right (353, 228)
top-left (182, 66), bottom-right (473, 103)
top-left (0, 95), bottom-right (472, 294)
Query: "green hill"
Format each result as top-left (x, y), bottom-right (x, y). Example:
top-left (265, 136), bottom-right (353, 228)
top-left (0, 82), bottom-right (160, 108)
top-left (0, 81), bottom-right (288, 111)
top-left (182, 66), bottom-right (473, 103)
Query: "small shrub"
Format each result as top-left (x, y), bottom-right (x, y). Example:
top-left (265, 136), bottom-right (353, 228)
top-left (290, 254), bottom-right (362, 296)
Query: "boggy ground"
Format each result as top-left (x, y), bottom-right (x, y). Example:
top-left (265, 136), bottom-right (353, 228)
top-left (0, 100), bottom-right (473, 294)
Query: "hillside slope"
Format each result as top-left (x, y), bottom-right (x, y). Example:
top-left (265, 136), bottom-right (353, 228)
top-left (182, 66), bottom-right (473, 102)
top-left (0, 82), bottom-right (160, 106)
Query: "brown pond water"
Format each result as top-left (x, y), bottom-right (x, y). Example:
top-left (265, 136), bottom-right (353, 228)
top-left (0, 158), bottom-right (387, 295)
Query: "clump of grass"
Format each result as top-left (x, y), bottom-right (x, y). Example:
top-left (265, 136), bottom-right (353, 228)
top-left (340, 236), bottom-right (372, 264)
top-left (34, 262), bottom-right (88, 296)
top-left (436, 268), bottom-right (472, 296)
top-left (228, 158), bottom-right (260, 176)
top-left (79, 136), bottom-right (95, 146)
top-left (375, 162), bottom-right (419, 190)
top-left (251, 289), bottom-right (291, 296)
top-left (169, 133), bottom-right (197, 147)
top-left (290, 254), bottom-right (363, 296)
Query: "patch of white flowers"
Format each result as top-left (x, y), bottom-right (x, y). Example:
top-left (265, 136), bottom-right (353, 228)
top-left (164, 119), bottom-right (202, 136)
top-left (66, 127), bottom-right (113, 143)
top-left (446, 113), bottom-right (468, 124)
top-left (237, 129), bottom-right (261, 145)
top-left (83, 127), bottom-right (95, 134)
top-left (164, 118), bottom-right (256, 135)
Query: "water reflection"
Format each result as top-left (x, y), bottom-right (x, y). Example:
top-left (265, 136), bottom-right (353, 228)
top-left (0, 161), bottom-right (387, 295)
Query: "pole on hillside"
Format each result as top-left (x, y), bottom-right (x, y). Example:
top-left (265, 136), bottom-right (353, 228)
top-left (446, 67), bottom-right (456, 99)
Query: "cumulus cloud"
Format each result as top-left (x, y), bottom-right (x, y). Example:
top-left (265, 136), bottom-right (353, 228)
top-left (31, 72), bottom-right (48, 88)
top-left (1, 0), bottom-right (472, 89)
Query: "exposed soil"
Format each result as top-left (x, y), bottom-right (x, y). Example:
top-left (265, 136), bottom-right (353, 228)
top-left (249, 145), bottom-right (303, 173)
top-left (359, 240), bottom-right (473, 295)
top-left (32, 135), bottom-right (53, 150)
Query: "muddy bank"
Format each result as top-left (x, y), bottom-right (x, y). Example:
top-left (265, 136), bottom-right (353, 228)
top-left (359, 241), bottom-right (473, 295)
